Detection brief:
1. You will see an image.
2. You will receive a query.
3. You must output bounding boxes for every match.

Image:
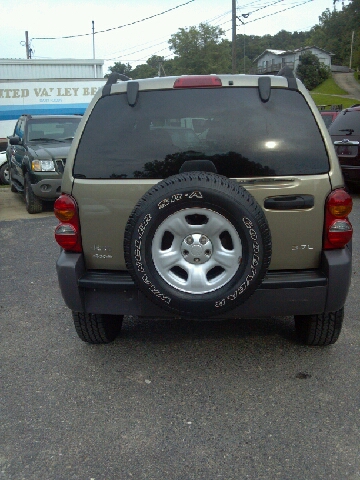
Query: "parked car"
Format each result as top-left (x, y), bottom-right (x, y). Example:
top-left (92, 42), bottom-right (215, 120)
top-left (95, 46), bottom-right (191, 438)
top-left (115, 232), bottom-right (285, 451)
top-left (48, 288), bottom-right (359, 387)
top-left (55, 70), bottom-right (353, 346)
top-left (6, 114), bottom-right (81, 213)
top-left (0, 150), bottom-right (9, 184)
top-left (318, 104), bottom-right (342, 129)
top-left (328, 105), bottom-right (360, 187)
top-left (320, 110), bottom-right (340, 128)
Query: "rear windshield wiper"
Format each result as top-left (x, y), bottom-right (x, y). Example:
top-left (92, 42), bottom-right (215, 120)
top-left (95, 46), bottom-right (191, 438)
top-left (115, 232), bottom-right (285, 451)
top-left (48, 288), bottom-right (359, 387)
top-left (339, 129), bottom-right (354, 135)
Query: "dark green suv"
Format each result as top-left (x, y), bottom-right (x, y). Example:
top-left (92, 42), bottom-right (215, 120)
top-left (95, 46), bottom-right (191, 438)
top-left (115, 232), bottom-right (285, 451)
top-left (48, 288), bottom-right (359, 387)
top-left (7, 114), bottom-right (81, 213)
top-left (55, 71), bottom-right (353, 346)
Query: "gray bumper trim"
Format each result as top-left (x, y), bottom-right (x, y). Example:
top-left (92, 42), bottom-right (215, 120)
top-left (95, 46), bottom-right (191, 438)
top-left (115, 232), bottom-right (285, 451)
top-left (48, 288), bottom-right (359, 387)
top-left (32, 178), bottom-right (62, 199)
top-left (56, 245), bottom-right (351, 318)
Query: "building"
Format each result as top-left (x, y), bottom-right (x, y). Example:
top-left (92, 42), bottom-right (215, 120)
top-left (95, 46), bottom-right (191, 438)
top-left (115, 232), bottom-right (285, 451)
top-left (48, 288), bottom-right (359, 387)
top-left (0, 58), bottom-right (104, 79)
top-left (0, 58), bottom-right (105, 147)
top-left (253, 46), bottom-right (333, 75)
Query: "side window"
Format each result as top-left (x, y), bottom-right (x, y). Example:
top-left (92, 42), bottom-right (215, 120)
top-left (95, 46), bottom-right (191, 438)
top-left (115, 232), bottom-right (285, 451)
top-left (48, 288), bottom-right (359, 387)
top-left (14, 118), bottom-right (25, 139)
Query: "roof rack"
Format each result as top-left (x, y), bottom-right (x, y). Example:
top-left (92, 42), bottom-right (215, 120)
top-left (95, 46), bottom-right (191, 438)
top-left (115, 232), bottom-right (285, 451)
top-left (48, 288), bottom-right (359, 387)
top-left (105, 73), bottom-right (130, 86)
top-left (102, 72), bottom-right (130, 97)
top-left (276, 66), bottom-right (297, 89)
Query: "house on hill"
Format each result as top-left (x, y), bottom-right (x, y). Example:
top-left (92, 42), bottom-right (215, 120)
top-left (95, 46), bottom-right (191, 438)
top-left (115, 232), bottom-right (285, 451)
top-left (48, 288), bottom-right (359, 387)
top-left (253, 46), bottom-right (333, 74)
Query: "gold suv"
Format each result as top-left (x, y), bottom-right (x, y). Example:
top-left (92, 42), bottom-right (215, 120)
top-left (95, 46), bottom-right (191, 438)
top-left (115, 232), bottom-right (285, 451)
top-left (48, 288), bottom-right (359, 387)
top-left (54, 70), bottom-right (353, 346)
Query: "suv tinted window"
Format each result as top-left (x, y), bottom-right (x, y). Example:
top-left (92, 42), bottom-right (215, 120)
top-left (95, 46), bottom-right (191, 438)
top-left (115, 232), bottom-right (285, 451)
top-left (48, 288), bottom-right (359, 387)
top-left (74, 87), bottom-right (329, 179)
top-left (329, 110), bottom-right (360, 135)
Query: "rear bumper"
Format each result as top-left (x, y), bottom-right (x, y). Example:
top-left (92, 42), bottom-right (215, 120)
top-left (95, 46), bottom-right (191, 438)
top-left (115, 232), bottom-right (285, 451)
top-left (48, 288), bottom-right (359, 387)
top-left (56, 246), bottom-right (352, 318)
top-left (340, 164), bottom-right (360, 184)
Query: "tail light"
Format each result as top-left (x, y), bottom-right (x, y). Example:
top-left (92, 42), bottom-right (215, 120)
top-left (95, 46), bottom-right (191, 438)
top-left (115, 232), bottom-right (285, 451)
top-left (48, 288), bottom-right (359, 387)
top-left (173, 76), bottom-right (222, 88)
top-left (324, 189), bottom-right (353, 249)
top-left (54, 194), bottom-right (82, 252)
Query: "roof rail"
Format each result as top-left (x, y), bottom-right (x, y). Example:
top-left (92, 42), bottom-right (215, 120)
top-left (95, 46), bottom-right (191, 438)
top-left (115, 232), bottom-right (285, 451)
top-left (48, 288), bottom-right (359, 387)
top-left (276, 66), bottom-right (297, 89)
top-left (102, 72), bottom-right (130, 97)
top-left (105, 72), bottom-right (130, 86)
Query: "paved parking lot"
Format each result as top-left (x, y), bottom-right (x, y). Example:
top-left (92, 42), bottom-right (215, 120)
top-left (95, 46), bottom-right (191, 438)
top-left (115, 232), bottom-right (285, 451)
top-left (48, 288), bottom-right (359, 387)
top-left (1, 187), bottom-right (359, 480)
top-left (0, 187), bottom-right (54, 221)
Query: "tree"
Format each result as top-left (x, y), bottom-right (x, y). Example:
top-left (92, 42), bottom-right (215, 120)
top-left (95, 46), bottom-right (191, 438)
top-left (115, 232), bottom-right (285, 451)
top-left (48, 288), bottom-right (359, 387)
top-left (131, 56), bottom-right (173, 79)
top-left (168, 23), bottom-right (231, 75)
top-left (105, 61), bottom-right (133, 78)
top-left (296, 52), bottom-right (331, 90)
top-left (308, 0), bottom-right (360, 68)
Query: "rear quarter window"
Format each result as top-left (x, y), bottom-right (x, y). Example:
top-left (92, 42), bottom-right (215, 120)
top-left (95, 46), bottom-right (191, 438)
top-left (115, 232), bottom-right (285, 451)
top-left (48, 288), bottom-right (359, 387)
top-left (73, 87), bottom-right (329, 179)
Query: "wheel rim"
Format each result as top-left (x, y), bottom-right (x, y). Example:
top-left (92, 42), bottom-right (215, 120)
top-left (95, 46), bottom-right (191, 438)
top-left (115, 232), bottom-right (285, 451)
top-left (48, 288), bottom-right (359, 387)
top-left (152, 208), bottom-right (242, 294)
top-left (3, 166), bottom-right (9, 184)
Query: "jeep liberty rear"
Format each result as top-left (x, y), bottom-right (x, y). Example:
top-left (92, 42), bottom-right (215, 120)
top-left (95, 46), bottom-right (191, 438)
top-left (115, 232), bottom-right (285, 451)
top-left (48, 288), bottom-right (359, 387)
top-left (55, 72), bottom-right (352, 346)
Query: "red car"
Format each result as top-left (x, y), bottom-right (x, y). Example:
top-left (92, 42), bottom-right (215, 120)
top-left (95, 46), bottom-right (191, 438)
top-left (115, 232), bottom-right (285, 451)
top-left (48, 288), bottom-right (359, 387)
top-left (320, 110), bottom-right (340, 128)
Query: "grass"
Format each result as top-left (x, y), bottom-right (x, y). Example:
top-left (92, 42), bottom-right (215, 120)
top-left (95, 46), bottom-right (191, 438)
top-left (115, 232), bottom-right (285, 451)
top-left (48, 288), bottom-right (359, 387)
top-left (310, 74), bottom-right (359, 109)
top-left (311, 76), bottom-right (348, 95)
top-left (310, 94), bottom-right (358, 109)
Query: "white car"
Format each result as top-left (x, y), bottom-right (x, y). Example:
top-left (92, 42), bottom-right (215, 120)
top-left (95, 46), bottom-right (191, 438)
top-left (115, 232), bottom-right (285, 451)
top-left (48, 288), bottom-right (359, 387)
top-left (0, 151), bottom-right (9, 185)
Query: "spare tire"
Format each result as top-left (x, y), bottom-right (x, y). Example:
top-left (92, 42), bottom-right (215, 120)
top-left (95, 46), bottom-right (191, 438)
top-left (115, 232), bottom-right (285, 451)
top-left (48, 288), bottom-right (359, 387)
top-left (124, 172), bottom-right (271, 318)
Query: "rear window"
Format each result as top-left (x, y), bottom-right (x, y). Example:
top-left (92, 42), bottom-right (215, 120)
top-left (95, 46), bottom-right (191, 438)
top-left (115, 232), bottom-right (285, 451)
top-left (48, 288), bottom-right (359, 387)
top-left (329, 109), bottom-right (360, 136)
top-left (73, 87), bottom-right (329, 179)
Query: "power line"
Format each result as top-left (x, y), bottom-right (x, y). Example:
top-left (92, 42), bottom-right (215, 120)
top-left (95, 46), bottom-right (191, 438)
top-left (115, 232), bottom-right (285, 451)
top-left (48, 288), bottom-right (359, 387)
top-left (31, 0), bottom-right (195, 40)
top-left (244, 0), bottom-right (315, 24)
top-left (104, 7), bottom-right (235, 63)
top-left (100, 0), bottom-right (313, 66)
top-left (240, 0), bottom-right (285, 18)
top-left (222, 0), bottom-right (315, 32)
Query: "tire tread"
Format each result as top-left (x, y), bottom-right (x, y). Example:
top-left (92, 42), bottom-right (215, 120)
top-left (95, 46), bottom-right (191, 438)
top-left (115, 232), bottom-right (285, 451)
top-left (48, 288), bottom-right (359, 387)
top-left (72, 312), bottom-right (123, 344)
top-left (295, 308), bottom-right (344, 346)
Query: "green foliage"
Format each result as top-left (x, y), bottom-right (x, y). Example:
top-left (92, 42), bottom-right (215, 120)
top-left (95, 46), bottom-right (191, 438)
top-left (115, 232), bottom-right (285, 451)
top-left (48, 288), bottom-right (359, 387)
top-left (308, 0), bottom-right (360, 69)
top-left (105, 61), bottom-right (132, 78)
top-left (310, 93), bottom-right (359, 109)
top-left (311, 76), bottom-right (348, 95)
top-left (296, 52), bottom-right (331, 90)
top-left (106, 0), bottom-right (359, 80)
top-left (168, 23), bottom-right (231, 75)
top-left (131, 56), bottom-right (167, 79)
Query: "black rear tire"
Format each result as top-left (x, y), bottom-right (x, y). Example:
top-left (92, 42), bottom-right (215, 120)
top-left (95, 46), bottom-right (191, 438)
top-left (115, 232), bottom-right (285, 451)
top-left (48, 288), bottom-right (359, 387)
top-left (72, 312), bottom-right (124, 344)
top-left (24, 173), bottom-right (43, 214)
top-left (294, 308), bottom-right (344, 346)
top-left (0, 163), bottom-right (9, 185)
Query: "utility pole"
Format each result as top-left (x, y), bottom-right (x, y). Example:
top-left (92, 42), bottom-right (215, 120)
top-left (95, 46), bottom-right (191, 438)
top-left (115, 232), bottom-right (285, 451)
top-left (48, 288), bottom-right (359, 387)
top-left (349, 30), bottom-right (354, 70)
top-left (25, 31), bottom-right (30, 59)
top-left (92, 21), bottom-right (96, 78)
top-left (232, 0), bottom-right (236, 73)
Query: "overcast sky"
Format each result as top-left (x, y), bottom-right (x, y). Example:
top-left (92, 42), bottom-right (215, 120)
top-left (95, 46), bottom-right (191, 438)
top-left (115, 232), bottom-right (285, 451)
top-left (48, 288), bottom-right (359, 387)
top-left (3, 0), bottom-right (343, 73)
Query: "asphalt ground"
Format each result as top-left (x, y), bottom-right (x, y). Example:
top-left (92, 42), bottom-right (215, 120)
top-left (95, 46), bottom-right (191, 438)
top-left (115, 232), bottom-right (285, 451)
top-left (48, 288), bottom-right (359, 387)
top-left (0, 187), bottom-right (359, 480)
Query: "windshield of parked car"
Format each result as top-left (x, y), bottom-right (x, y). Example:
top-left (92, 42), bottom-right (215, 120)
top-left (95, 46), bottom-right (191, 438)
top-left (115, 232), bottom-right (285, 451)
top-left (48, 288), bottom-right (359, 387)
top-left (26, 118), bottom-right (81, 142)
top-left (73, 87), bottom-right (329, 179)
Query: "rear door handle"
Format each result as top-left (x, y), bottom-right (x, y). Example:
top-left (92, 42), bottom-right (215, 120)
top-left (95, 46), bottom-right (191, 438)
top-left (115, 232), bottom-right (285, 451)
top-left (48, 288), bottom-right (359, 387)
top-left (264, 195), bottom-right (314, 210)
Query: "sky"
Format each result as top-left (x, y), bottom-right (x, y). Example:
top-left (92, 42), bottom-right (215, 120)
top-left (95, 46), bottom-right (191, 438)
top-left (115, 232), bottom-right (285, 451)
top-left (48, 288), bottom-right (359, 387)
top-left (2, 0), bottom-right (344, 74)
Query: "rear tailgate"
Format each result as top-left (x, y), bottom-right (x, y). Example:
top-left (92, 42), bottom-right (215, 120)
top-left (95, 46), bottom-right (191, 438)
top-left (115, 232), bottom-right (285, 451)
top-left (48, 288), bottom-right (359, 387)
top-left (72, 173), bottom-right (331, 271)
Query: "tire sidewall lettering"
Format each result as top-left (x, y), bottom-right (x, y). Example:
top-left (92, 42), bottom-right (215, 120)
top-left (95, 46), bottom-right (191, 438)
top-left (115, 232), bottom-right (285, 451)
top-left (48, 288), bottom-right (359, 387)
top-left (157, 191), bottom-right (203, 210)
top-left (215, 216), bottom-right (261, 308)
top-left (133, 211), bottom-right (172, 304)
